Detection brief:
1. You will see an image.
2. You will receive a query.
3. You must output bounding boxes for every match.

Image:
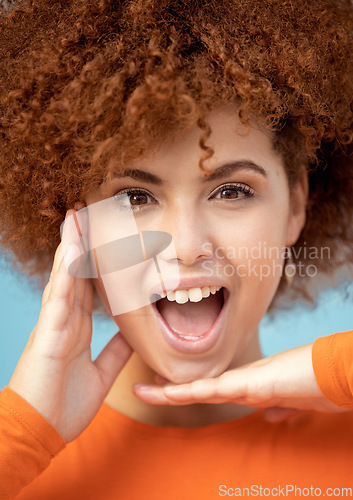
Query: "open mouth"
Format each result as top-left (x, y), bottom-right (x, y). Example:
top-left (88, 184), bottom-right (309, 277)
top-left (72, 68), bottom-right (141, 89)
top-left (151, 286), bottom-right (230, 354)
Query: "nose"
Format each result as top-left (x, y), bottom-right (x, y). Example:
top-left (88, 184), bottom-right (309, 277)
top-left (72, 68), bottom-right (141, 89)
top-left (161, 205), bottom-right (213, 266)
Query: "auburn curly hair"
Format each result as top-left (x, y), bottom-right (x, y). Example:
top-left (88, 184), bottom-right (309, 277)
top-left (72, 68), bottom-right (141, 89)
top-left (1, 0), bottom-right (353, 314)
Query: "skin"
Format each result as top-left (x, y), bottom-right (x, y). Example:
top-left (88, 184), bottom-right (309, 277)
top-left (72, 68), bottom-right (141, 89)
top-left (83, 108), bottom-right (315, 425)
top-left (7, 108), bottom-right (343, 443)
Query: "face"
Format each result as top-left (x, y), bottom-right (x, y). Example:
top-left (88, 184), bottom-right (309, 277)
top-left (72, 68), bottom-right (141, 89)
top-left (83, 108), bottom-right (307, 384)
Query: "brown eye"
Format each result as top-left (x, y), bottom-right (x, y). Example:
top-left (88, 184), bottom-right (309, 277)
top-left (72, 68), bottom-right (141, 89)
top-left (113, 189), bottom-right (156, 211)
top-left (210, 183), bottom-right (255, 201)
top-left (219, 187), bottom-right (241, 199)
top-left (130, 192), bottom-right (149, 205)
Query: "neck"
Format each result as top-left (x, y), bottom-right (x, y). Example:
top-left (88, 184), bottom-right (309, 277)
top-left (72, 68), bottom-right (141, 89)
top-left (104, 328), bottom-right (263, 427)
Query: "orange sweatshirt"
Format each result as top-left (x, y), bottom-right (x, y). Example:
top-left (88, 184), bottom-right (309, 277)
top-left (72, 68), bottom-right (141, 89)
top-left (1, 330), bottom-right (353, 500)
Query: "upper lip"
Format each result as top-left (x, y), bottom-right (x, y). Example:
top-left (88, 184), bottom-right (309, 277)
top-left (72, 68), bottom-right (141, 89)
top-left (149, 277), bottom-right (229, 299)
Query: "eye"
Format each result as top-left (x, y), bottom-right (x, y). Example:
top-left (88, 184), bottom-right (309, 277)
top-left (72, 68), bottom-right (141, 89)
top-left (113, 188), bottom-right (157, 211)
top-left (209, 182), bottom-right (255, 201)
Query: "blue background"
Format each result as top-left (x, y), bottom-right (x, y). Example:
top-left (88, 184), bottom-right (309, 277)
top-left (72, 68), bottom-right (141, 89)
top-left (1, 255), bottom-right (353, 388)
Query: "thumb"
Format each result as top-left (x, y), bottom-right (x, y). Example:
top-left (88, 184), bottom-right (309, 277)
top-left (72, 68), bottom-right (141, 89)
top-left (94, 332), bottom-right (133, 392)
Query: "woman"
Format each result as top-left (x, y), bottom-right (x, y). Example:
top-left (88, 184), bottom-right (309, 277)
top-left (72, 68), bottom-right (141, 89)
top-left (1, 0), bottom-right (353, 498)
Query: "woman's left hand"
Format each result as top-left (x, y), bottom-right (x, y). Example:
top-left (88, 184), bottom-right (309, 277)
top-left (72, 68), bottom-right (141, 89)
top-left (133, 343), bottom-right (347, 422)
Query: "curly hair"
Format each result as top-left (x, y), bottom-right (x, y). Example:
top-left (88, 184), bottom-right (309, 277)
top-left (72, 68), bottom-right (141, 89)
top-left (0, 0), bottom-right (353, 314)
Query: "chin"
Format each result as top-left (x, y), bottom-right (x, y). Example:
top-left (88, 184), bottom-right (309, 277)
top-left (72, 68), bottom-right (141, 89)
top-left (152, 353), bottom-right (232, 385)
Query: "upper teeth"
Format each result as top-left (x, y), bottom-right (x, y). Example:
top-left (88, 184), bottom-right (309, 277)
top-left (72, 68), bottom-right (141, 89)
top-left (159, 286), bottom-right (222, 304)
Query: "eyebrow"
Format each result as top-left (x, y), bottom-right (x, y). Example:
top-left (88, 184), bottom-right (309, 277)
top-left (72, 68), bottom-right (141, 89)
top-left (110, 160), bottom-right (268, 185)
top-left (111, 168), bottom-right (162, 185)
top-left (201, 161), bottom-right (268, 182)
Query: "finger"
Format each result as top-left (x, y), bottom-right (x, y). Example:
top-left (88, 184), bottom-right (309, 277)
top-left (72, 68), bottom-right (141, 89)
top-left (41, 281), bottom-right (52, 308)
top-left (37, 244), bottom-right (80, 337)
top-left (47, 244), bottom-right (80, 302)
top-left (132, 384), bottom-right (192, 406)
top-left (66, 276), bottom-right (88, 338)
top-left (162, 375), bottom-right (228, 402)
top-left (42, 209), bottom-right (78, 306)
top-left (80, 277), bottom-right (94, 316)
top-left (94, 332), bottom-right (133, 393)
top-left (41, 242), bottom-right (64, 306)
top-left (70, 278), bottom-right (93, 338)
top-left (133, 374), bottom-right (230, 402)
top-left (69, 254), bottom-right (91, 313)
top-left (130, 377), bottom-right (227, 404)
top-left (162, 365), bottom-right (273, 405)
top-left (71, 275), bottom-right (86, 310)
top-left (263, 407), bottom-right (300, 423)
top-left (61, 209), bottom-right (83, 274)
top-left (135, 367), bottom-right (267, 406)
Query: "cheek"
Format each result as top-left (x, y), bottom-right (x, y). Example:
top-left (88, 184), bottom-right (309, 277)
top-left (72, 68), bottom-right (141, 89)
top-left (213, 200), bottom-right (289, 259)
top-left (210, 200), bottom-right (289, 303)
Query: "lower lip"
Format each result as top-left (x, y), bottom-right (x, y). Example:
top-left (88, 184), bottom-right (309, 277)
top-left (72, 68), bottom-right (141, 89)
top-left (151, 289), bottom-right (230, 354)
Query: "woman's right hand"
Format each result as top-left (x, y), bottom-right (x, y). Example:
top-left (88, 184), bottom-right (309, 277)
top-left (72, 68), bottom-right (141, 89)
top-left (8, 208), bottom-right (132, 443)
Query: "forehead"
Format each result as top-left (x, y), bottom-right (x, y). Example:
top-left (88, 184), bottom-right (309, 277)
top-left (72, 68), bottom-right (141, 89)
top-left (120, 108), bottom-right (284, 179)
top-left (85, 107), bottom-right (287, 203)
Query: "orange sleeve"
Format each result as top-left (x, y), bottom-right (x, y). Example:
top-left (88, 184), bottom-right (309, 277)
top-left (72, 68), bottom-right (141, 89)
top-left (312, 329), bottom-right (353, 409)
top-left (0, 386), bottom-right (66, 500)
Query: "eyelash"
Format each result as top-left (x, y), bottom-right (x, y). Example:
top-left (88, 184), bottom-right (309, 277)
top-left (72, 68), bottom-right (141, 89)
top-left (209, 182), bottom-right (255, 201)
top-left (113, 183), bottom-right (255, 212)
top-left (113, 188), bottom-right (157, 212)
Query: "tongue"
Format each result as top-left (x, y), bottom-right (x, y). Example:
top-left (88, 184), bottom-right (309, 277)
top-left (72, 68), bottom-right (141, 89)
top-left (157, 291), bottom-right (223, 336)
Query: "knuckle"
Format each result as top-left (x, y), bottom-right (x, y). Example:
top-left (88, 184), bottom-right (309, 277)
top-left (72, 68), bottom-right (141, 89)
top-left (189, 380), bottom-right (204, 399)
top-left (212, 377), bottom-right (222, 398)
